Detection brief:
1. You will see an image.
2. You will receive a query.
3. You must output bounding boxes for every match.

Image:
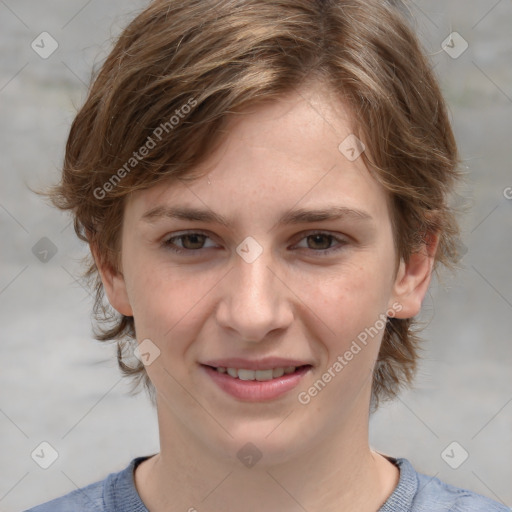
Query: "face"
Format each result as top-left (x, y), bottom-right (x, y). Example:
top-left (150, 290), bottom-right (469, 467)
top-left (98, 81), bottom-right (434, 465)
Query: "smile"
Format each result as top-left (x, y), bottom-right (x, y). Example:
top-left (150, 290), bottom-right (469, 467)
top-left (201, 364), bottom-right (312, 402)
top-left (215, 366), bottom-right (300, 381)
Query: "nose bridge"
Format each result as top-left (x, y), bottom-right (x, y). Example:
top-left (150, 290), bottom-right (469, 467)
top-left (217, 246), bottom-right (291, 342)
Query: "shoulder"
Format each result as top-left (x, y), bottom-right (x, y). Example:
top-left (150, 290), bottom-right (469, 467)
top-left (414, 470), bottom-right (509, 511)
top-left (398, 458), bottom-right (509, 512)
top-left (22, 479), bottom-right (106, 512)
top-left (23, 457), bottom-right (150, 512)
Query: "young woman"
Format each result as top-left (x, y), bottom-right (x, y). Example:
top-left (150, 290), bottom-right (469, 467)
top-left (26, 0), bottom-right (508, 510)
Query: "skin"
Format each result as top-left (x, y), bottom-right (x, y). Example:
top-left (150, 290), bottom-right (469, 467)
top-left (95, 80), bottom-right (437, 512)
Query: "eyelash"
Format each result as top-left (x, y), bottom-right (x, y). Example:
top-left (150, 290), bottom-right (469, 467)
top-left (161, 230), bottom-right (348, 256)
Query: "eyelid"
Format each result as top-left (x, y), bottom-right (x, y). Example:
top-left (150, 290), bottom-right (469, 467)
top-left (291, 230), bottom-right (349, 253)
top-left (162, 229), bottom-right (218, 248)
top-left (162, 229), bottom-right (349, 256)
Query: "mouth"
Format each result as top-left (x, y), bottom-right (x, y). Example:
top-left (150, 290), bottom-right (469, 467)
top-left (204, 365), bottom-right (311, 381)
top-left (200, 363), bottom-right (313, 402)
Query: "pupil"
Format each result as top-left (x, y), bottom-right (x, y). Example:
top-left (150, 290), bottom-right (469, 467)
top-left (309, 234), bottom-right (330, 250)
top-left (183, 234), bottom-right (205, 249)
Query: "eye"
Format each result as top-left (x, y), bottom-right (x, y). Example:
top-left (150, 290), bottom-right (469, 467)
top-left (293, 231), bottom-right (348, 255)
top-left (162, 231), bottom-right (218, 254)
top-left (161, 230), bottom-right (348, 256)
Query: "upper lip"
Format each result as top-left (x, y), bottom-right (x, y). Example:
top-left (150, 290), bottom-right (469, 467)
top-left (201, 357), bottom-right (313, 370)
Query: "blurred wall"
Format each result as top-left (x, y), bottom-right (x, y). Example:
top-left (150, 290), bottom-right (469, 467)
top-left (0, 1), bottom-right (510, 510)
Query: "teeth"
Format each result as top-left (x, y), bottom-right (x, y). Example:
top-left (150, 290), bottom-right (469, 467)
top-left (216, 366), bottom-right (299, 380)
top-left (272, 367), bottom-right (284, 378)
top-left (238, 369), bottom-right (256, 381)
top-left (255, 369), bottom-right (274, 381)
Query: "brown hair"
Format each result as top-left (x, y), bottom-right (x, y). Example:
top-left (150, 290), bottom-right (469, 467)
top-left (50, 0), bottom-right (461, 410)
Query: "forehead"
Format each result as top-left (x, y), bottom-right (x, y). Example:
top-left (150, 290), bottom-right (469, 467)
top-left (125, 82), bottom-right (390, 227)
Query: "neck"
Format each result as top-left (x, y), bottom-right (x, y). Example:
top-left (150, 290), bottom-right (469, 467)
top-left (135, 395), bottom-right (399, 512)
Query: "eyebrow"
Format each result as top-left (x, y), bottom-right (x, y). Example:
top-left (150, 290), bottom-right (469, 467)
top-left (141, 205), bottom-right (373, 228)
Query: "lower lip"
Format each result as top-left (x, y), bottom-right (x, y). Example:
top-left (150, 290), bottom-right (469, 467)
top-left (201, 365), bottom-right (311, 402)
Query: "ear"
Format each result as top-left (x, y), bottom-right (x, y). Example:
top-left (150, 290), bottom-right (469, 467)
top-left (91, 243), bottom-right (133, 317)
top-left (389, 232), bottom-right (439, 319)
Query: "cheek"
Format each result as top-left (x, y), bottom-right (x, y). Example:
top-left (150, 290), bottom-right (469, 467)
top-left (300, 267), bottom-right (392, 415)
top-left (323, 261), bottom-right (392, 321)
top-left (123, 257), bottom-right (217, 353)
top-left (313, 257), bottom-right (394, 363)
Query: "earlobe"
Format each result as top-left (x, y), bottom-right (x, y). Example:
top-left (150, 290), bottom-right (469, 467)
top-left (390, 233), bottom-right (439, 319)
top-left (91, 244), bottom-right (133, 317)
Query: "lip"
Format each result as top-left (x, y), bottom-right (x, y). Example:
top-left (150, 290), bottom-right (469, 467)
top-left (200, 363), bottom-right (312, 402)
top-left (201, 357), bottom-right (312, 370)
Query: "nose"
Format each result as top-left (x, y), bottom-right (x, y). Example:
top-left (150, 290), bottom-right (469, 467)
top-left (215, 248), bottom-right (294, 343)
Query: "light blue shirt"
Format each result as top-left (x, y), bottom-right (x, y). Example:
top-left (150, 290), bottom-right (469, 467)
top-left (24, 455), bottom-right (509, 511)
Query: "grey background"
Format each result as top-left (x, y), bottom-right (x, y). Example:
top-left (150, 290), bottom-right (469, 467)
top-left (0, 1), bottom-right (511, 510)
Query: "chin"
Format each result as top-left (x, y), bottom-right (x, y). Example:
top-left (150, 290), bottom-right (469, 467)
top-left (213, 421), bottom-right (313, 468)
